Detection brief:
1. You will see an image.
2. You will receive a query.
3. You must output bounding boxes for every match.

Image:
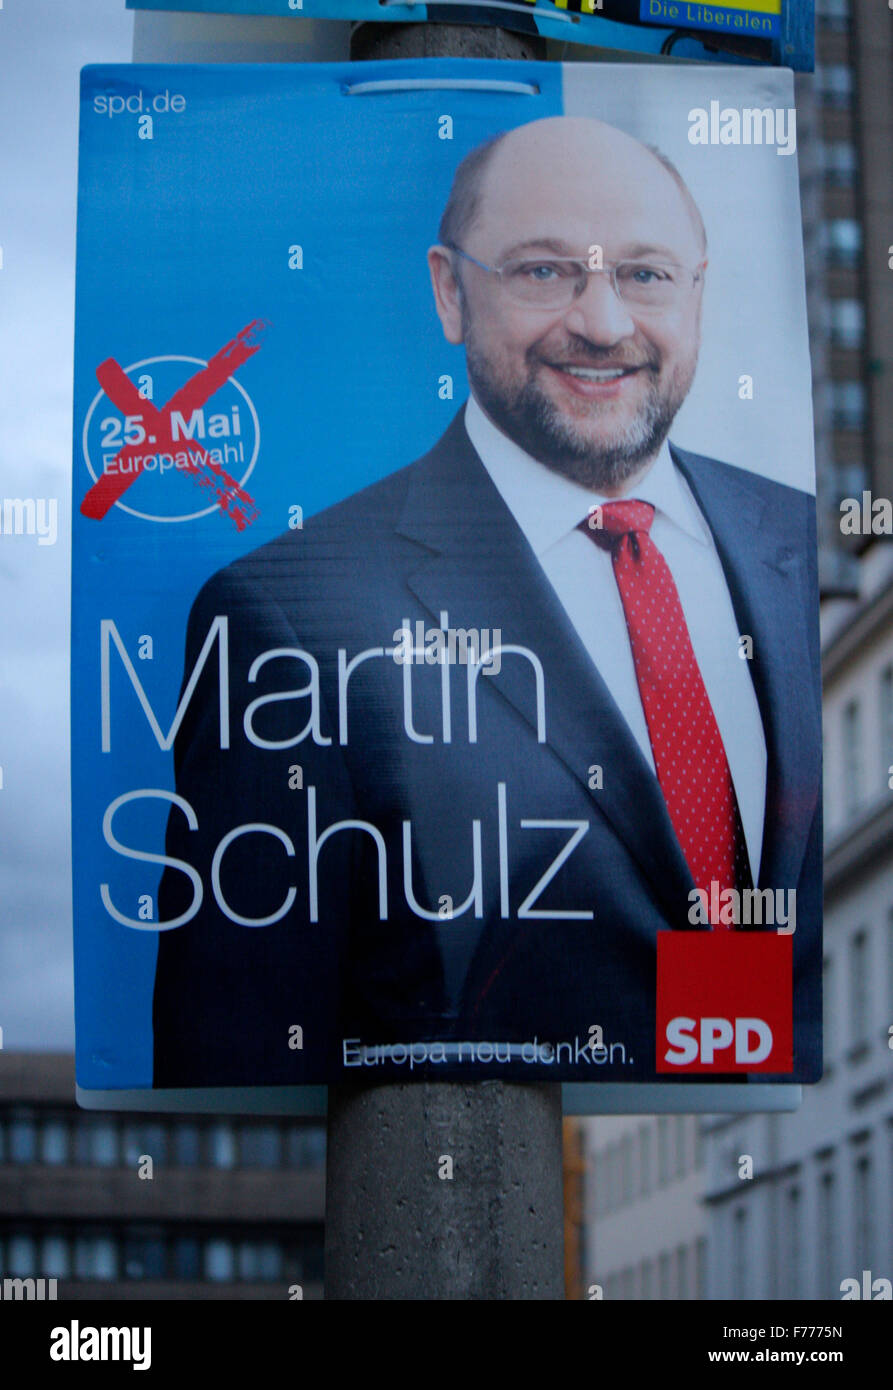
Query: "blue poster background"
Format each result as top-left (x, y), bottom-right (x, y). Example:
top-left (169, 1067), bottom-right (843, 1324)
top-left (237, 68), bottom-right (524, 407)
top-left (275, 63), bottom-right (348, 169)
top-left (73, 60), bottom-right (564, 1090)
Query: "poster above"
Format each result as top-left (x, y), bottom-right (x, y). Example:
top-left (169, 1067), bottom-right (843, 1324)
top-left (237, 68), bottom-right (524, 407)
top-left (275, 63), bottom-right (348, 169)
top-left (125, 0), bottom-right (815, 70)
top-left (639, 0), bottom-right (781, 39)
top-left (73, 59), bottom-right (821, 1104)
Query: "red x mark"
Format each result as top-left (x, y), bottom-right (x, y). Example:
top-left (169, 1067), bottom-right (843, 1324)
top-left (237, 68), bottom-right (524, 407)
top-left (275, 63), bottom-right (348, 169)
top-left (81, 321), bottom-right (265, 528)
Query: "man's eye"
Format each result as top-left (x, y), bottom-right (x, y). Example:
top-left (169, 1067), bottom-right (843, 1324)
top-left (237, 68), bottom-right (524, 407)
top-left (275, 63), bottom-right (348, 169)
top-left (518, 262), bottom-right (565, 281)
top-left (621, 264), bottom-right (672, 285)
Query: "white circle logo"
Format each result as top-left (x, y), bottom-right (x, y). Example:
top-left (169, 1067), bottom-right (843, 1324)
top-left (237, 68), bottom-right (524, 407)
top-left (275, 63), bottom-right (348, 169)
top-left (82, 355), bottom-right (260, 524)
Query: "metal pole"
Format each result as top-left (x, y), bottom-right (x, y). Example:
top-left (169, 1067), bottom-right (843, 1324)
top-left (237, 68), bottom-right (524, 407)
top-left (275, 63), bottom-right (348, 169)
top-left (324, 14), bottom-right (563, 1302)
top-left (349, 19), bottom-right (545, 62)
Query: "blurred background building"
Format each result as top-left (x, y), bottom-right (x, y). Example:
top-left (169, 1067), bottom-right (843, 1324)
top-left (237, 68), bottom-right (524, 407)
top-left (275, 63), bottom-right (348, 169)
top-left (0, 1054), bottom-right (325, 1299)
top-left (577, 0), bottom-right (893, 1300)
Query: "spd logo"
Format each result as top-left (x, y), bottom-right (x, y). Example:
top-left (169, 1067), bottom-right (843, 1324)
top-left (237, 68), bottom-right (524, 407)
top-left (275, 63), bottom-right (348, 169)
top-left (656, 930), bottom-right (792, 1073)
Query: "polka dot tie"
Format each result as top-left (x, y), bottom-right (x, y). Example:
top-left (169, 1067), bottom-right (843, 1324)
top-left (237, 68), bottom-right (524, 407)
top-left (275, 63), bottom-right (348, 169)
top-left (581, 500), bottom-right (749, 926)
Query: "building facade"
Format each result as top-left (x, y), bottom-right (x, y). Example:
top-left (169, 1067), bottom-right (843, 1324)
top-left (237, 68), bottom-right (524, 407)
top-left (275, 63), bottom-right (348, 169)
top-left (809, 0), bottom-right (893, 587)
top-left (0, 1053), bottom-right (325, 1299)
top-left (706, 543), bottom-right (893, 1300)
top-left (582, 1112), bottom-right (709, 1299)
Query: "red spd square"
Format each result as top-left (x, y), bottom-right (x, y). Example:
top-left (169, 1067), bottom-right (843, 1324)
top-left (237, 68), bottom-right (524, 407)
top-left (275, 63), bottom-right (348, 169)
top-left (656, 932), bottom-right (793, 1074)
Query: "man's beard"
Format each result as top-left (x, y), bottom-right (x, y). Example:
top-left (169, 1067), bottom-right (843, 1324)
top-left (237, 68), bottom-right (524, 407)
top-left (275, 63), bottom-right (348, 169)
top-left (465, 335), bottom-right (695, 492)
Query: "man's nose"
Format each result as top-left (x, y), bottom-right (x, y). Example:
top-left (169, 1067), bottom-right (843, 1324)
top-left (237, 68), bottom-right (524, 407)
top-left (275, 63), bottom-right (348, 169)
top-left (562, 270), bottom-right (637, 344)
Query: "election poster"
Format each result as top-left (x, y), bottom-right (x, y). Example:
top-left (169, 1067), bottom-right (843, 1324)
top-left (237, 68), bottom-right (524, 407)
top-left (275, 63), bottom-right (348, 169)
top-left (73, 59), bottom-right (821, 1098)
top-left (125, 0), bottom-right (816, 71)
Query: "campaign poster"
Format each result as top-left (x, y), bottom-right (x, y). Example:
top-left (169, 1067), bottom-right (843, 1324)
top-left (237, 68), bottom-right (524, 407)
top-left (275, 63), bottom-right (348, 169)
top-left (72, 60), bottom-right (820, 1096)
top-left (125, 0), bottom-right (816, 71)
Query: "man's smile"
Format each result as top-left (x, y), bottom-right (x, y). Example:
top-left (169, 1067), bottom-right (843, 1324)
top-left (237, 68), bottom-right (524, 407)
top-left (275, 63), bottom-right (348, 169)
top-left (541, 359), bottom-right (650, 400)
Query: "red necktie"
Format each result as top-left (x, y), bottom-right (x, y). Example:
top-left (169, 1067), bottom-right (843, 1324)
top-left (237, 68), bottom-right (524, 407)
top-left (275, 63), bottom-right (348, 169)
top-left (581, 500), bottom-right (749, 925)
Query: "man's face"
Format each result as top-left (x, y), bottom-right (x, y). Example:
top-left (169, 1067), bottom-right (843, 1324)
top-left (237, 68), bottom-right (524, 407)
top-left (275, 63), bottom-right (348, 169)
top-left (429, 119), bottom-right (706, 493)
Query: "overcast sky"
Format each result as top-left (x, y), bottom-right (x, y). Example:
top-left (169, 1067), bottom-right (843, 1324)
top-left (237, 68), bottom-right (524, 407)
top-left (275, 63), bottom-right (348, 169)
top-left (0, 0), bottom-right (134, 1049)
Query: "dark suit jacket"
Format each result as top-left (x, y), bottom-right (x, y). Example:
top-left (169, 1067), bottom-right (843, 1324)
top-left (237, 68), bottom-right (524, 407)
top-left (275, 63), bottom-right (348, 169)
top-left (153, 409), bottom-right (822, 1086)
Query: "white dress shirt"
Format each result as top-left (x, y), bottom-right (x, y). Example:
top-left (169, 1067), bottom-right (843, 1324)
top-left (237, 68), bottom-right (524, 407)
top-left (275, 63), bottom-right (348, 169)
top-left (464, 394), bottom-right (767, 882)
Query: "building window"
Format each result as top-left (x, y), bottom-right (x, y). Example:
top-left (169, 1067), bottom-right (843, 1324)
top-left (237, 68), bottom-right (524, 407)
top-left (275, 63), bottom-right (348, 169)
top-left (173, 1123), bottom-right (201, 1167)
top-left (823, 956), bottom-right (835, 1063)
top-left (640, 1259), bottom-right (653, 1301)
top-left (238, 1242), bottom-right (261, 1282)
top-left (639, 1125), bottom-right (651, 1197)
top-left (822, 141), bottom-right (857, 185)
top-left (121, 1122), bottom-right (167, 1170)
top-left (604, 1144), bottom-right (616, 1211)
top-left (7, 1233), bottom-right (37, 1276)
top-left (658, 1251), bottom-right (672, 1300)
top-left (293, 1234), bottom-right (323, 1285)
top-left (816, 63), bottom-right (853, 107)
top-left (657, 1117), bottom-right (670, 1187)
top-left (848, 930), bottom-right (869, 1050)
top-left (240, 1124), bottom-right (282, 1170)
top-left (888, 912), bottom-right (893, 1035)
top-left (842, 700), bottom-right (863, 813)
top-left (733, 1208), bottom-right (749, 1300)
top-left (881, 667), bottom-right (893, 769)
top-left (884, 1139), bottom-right (890, 1273)
top-left (694, 1120), bottom-right (705, 1171)
top-left (830, 380), bottom-right (866, 431)
top-left (259, 1241), bottom-right (283, 1281)
top-left (620, 1267), bottom-right (634, 1301)
top-left (90, 1121), bottom-right (119, 1168)
top-left (41, 1234), bottom-right (71, 1279)
top-left (123, 1229), bottom-right (164, 1281)
top-left (829, 299), bottom-right (865, 350)
top-left (785, 1187), bottom-right (802, 1299)
top-left (205, 1239), bottom-right (235, 1283)
top-left (818, 1170), bottom-right (837, 1300)
top-left (172, 1237), bottom-right (201, 1282)
top-left (8, 1109), bottom-right (37, 1164)
top-left (675, 1117), bottom-right (687, 1179)
top-left (74, 1116), bottom-right (119, 1167)
top-left (822, 219), bottom-right (862, 268)
top-left (304, 1127), bottom-right (326, 1167)
top-left (40, 1117), bottom-right (69, 1166)
top-left (75, 1233), bottom-right (119, 1281)
top-left (816, 0), bottom-right (849, 29)
top-left (210, 1122), bottom-right (236, 1169)
top-left (676, 1244), bottom-right (690, 1300)
top-left (695, 1237), bottom-right (708, 1299)
top-left (620, 1136), bottom-right (633, 1205)
top-left (854, 1155), bottom-right (872, 1270)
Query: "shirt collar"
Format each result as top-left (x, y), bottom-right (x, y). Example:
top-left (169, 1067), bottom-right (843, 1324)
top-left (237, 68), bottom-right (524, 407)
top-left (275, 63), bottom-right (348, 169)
top-left (464, 393), bottom-right (710, 557)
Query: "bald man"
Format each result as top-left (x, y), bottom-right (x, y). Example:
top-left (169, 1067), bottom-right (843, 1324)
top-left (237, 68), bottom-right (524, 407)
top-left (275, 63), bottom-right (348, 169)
top-left (153, 118), bottom-right (821, 1088)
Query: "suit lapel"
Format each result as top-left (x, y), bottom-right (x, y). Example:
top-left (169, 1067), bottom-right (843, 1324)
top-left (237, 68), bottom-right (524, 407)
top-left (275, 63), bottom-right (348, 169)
top-left (397, 412), bottom-right (696, 924)
top-left (673, 447), bottom-right (821, 892)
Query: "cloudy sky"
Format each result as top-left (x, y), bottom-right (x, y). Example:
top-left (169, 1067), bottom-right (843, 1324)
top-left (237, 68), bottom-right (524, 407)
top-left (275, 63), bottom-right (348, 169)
top-left (0, 1), bottom-right (134, 1049)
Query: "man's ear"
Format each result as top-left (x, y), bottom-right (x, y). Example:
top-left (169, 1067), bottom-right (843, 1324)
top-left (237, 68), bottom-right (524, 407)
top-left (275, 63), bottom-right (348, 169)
top-left (428, 245), bottom-right (465, 345)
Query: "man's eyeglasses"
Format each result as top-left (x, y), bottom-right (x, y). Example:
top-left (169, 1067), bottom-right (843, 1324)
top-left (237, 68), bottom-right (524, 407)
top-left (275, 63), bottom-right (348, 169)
top-left (445, 245), bottom-right (706, 313)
